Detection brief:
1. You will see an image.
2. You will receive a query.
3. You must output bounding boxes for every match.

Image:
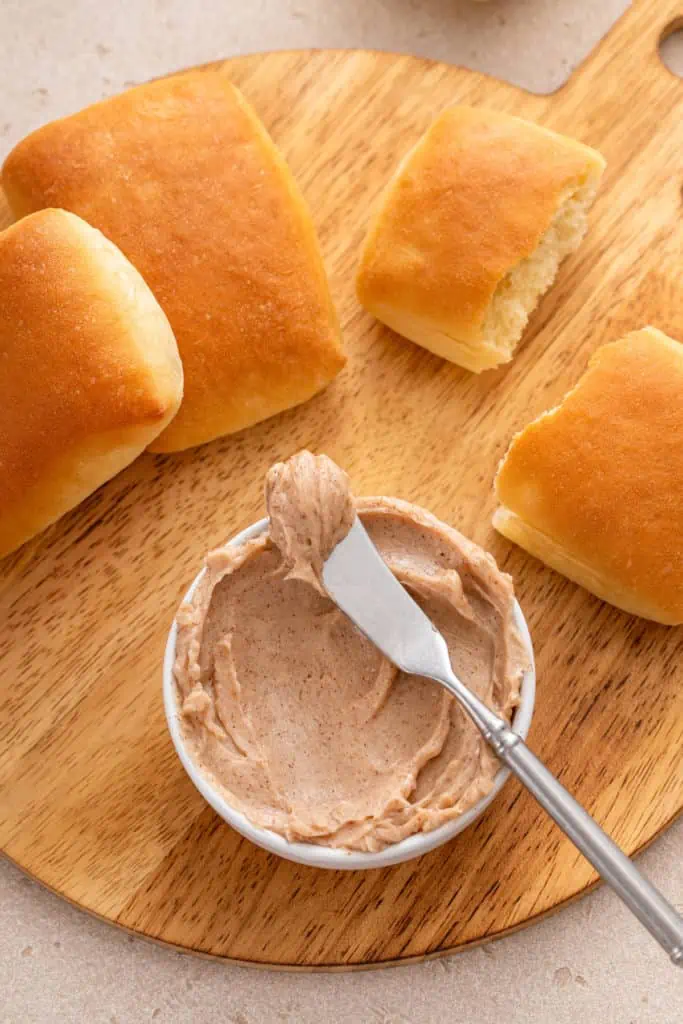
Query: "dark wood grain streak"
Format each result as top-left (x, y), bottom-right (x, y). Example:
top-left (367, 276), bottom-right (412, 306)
top-left (0, 0), bottom-right (681, 969)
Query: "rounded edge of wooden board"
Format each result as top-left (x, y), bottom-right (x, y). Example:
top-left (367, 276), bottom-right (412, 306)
top-left (3, 19), bottom-right (683, 971)
top-left (4, 804), bottom-right (681, 971)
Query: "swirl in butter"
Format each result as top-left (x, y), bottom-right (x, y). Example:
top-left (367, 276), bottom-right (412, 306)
top-left (174, 451), bottom-right (528, 851)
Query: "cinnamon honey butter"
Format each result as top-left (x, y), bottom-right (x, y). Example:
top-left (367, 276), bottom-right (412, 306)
top-left (174, 451), bottom-right (528, 852)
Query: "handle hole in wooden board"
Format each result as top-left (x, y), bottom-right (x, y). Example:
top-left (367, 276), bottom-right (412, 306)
top-left (659, 20), bottom-right (683, 78)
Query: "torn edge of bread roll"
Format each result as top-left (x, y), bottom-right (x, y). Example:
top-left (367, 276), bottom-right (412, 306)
top-left (493, 326), bottom-right (683, 624)
top-left (357, 106), bottom-right (606, 373)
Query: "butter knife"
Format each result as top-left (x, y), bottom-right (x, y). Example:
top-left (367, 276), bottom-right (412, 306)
top-left (322, 517), bottom-right (683, 965)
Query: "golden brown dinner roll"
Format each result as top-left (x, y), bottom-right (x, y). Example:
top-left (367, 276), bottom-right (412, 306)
top-left (494, 327), bottom-right (683, 624)
top-left (357, 106), bottom-right (605, 372)
top-left (2, 70), bottom-right (345, 452)
top-left (0, 209), bottom-right (183, 559)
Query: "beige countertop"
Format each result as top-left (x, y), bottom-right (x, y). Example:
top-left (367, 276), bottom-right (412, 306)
top-left (1, 2), bottom-right (682, 1021)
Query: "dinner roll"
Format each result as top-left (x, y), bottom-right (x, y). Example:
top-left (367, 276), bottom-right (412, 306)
top-left (494, 327), bottom-right (683, 624)
top-left (357, 106), bottom-right (605, 372)
top-left (2, 70), bottom-right (345, 452)
top-left (0, 209), bottom-right (183, 559)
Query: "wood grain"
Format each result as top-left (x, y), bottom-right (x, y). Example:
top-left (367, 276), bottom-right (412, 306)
top-left (1, 0), bottom-right (682, 970)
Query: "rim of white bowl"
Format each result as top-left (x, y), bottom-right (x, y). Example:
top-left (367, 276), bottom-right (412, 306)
top-left (163, 516), bottom-right (536, 871)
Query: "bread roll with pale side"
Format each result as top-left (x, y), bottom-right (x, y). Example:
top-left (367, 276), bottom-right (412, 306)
top-left (357, 106), bottom-right (605, 372)
top-left (2, 70), bottom-right (345, 452)
top-left (0, 208), bottom-right (183, 560)
top-left (494, 327), bottom-right (683, 624)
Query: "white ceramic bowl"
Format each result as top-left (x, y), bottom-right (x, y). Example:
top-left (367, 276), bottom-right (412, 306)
top-left (164, 517), bottom-right (536, 870)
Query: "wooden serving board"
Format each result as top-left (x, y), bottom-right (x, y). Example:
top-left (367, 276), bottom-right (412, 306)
top-left (1, 0), bottom-right (682, 971)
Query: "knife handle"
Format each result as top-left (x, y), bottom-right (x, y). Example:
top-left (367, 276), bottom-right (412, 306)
top-left (487, 724), bottom-right (683, 966)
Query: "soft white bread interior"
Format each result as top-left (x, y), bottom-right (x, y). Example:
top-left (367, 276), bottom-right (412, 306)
top-left (2, 70), bottom-right (345, 452)
top-left (494, 327), bottom-right (683, 624)
top-left (357, 106), bottom-right (605, 372)
top-left (0, 209), bottom-right (183, 559)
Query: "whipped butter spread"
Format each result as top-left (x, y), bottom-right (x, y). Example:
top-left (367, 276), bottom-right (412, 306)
top-left (174, 451), bottom-right (528, 851)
